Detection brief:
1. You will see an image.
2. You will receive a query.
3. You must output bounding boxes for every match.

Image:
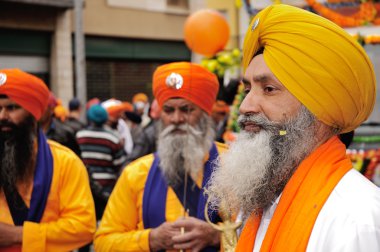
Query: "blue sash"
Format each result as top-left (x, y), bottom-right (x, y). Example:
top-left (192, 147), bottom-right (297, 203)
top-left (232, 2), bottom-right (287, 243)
top-left (6, 129), bottom-right (53, 225)
top-left (143, 143), bottom-right (220, 251)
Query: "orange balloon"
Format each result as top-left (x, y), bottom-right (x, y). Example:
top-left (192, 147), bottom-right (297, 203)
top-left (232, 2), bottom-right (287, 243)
top-left (184, 9), bottom-right (230, 56)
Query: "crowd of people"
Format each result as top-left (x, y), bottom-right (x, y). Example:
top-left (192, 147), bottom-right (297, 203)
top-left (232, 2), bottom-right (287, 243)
top-left (0, 4), bottom-right (380, 252)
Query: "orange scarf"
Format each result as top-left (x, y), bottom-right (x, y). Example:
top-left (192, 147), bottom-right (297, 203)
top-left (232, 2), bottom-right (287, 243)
top-left (236, 136), bottom-right (352, 251)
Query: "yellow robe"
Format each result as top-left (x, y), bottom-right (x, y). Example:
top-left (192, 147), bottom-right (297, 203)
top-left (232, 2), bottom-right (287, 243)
top-left (94, 142), bottom-right (227, 251)
top-left (0, 140), bottom-right (96, 252)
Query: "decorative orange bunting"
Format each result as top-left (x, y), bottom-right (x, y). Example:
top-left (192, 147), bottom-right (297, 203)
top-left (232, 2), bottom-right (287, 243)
top-left (306, 0), bottom-right (380, 27)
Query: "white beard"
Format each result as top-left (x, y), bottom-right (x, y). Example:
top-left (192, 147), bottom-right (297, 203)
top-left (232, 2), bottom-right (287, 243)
top-left (207, 106), bottom-right (323, 218)
top-left (157, 112), bottom-right (215, 187)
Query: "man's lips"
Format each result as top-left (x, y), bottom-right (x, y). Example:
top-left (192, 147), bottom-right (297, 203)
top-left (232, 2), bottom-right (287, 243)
top-left (0, 126), bottom-right (13, 132)
top-left (171, 128), bottom-right (186, 134)
top-left (241, 122), bottom-right (261, 133)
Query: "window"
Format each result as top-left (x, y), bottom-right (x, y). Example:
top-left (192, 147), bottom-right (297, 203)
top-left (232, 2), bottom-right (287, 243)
top-left (166, 0), bottom-right (189, 13)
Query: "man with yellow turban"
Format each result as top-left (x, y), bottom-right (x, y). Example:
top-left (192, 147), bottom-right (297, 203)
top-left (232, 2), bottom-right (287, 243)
top-left (207, 4), bottom-right (380, 252)
top-left (0, 69), bottom-right (96, 251)
top-left (94, 62), bottom-right (227, 251)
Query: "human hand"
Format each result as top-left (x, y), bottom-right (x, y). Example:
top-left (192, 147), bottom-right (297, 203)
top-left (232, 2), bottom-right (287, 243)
top-left (0, 222), bottom-right (22, 247)
top-left (172, 217), bottom-right (220, 252)
top-left (149, 221), bottom-right (180, 251)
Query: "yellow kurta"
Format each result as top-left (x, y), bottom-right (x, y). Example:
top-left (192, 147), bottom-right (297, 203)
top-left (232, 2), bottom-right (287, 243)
top-left (94, 142), bottom-right (227, 251)
top-left (0, 140), bottom-right (96, 252)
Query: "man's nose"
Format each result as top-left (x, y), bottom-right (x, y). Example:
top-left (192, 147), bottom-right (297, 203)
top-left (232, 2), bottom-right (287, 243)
top-left (170, 110), bottom-right (185, 125)
top-left (239, 91), bottom-right (262, 116)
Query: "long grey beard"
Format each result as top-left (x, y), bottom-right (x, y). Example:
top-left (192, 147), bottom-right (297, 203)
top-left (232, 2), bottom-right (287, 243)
top-left (157, 113), bottom-right (215, 187)
top-left (207, 106), bottom-right (322, 218)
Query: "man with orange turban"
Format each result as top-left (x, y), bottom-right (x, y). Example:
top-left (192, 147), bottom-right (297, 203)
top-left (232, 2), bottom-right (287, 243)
top-left (207, 4), bottom-right (380, 252)
top-left (0, 69), bottom-right (96, 251)
top-left (95, 62), bottom-right (227, 251)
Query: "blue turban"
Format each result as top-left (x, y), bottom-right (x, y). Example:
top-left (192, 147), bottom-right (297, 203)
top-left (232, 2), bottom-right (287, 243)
top-left (87, 104), bottom-right (108, 125)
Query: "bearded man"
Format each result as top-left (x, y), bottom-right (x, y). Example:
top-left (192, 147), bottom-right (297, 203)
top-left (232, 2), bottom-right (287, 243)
top-left (207, 4), bottom-right (380, 252)
top-left (0, 69), bottom-right (96, 251)
top-left (94, 62), bottom-right (227, 252)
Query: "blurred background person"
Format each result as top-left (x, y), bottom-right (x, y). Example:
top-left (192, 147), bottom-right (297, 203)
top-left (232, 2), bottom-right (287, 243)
top-left (124, 110), bottom-right (143, 144)
top-left (124, 98), bottom-right (161, 165)
top-left (76, 104), bottom-right (126, 223)
top-left (65, 97), bottom-right (86, 134)
top-left (102, 98), bottom-right (134, 156)
top-left (211, 100), bottom-right (230, 143)
top-left (132, 92), bottom-right (151, 128)
top-left (40, 92), bottom-right (80, 156)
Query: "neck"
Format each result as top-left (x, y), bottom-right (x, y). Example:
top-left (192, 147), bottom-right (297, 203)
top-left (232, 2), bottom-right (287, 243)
top-left (310, 121), bottom-right (337, 154)
top-left (69, 111), bottom-right (80, 120)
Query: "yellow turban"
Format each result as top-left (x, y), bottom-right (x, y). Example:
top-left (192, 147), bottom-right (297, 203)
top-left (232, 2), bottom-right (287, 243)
top-left (243, 4), bottom-right (376, 133)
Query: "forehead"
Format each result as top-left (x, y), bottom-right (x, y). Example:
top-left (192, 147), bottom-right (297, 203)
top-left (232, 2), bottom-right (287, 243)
top-left (244, 54), bottom-right (285, 87)
top-left (162, 98), bottom-right (197, 108)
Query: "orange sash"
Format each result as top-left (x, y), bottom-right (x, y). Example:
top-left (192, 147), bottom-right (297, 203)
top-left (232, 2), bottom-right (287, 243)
top-left (236, 136), bottom-right (352, 251)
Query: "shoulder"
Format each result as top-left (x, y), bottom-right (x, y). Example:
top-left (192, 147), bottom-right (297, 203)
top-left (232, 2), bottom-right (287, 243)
top-left (120, 153), bottom-right (155, 185)
top-left (331, 169), bottom-right (380, 215)
top-left (48, 139), bottom-right (87, 175)
top-left (48, 139), bottom-right (78, 158)
top-left (309, 169), bottom-right (380, 250)
top-left (54, 119), bottom-right (75, 134)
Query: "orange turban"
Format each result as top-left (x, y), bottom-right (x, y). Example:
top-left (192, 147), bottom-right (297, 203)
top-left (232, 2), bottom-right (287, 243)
top-left (101, 99), bottom-right (133, 117)
top-left (0, 68), bottom-right (49, 120)
top-left (153, 62), bottom-right (219, 115)
top-left (54, 105), bottom-right (68, 122)
top-left (212, 100), bottom-right (230, 114)
top-left (86, 97), bottom-right (100, 110)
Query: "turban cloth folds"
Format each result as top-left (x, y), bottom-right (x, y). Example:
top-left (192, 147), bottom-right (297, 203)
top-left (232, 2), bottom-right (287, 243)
top-left (153, 62), bottom-right (219, 115)
top-left (243, 4), bottom-right (376, 133)
top-left (101, 99), bottom-right (133, 117)
top-left (0, 69), bottom-right (49, 120)
top-left (87, 104), bottom-right (108, 125)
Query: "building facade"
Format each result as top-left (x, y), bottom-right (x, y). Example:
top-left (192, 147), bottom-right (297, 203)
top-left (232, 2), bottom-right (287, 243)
top-left (0, 0), bottom-right (209, 105)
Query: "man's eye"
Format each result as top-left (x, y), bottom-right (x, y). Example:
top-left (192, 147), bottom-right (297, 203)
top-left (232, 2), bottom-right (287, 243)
top-left (264, 86), bottom-right (275, 93)
top-left (6, 104), bottom-right (20, 111)
top-left (163, 108), bottom-right (174, 113)
top-left (180, 107), bottom-right (192, 113)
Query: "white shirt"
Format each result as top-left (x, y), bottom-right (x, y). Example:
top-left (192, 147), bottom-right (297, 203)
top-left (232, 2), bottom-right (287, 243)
top-left (253, 169), bottom-right (380, 252)
top-left (117, 119), bottom-right (133, 155)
